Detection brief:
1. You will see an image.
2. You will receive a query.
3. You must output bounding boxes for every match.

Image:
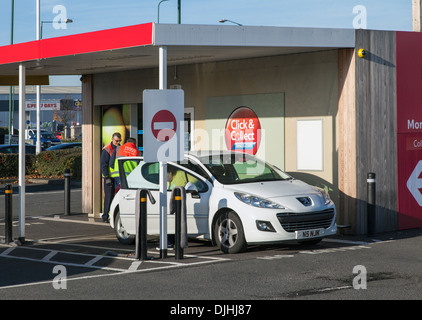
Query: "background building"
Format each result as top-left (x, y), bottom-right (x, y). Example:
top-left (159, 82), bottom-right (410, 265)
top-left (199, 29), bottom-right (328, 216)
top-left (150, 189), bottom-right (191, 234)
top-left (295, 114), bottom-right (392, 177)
top-left (0, 85), bottom-right (81, 132)
top-left (0, 22), bottom-right (421, 235)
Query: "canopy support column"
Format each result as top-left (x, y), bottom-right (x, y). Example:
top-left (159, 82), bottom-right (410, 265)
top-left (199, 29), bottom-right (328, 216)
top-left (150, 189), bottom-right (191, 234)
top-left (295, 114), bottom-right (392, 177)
top-left (18, 63), bottom-right (26, 243)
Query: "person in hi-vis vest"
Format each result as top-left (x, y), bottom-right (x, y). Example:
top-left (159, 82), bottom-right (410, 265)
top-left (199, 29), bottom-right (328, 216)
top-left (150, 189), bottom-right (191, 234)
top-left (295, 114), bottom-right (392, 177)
top-left (109, 137), bottom-right (140, 187)
top-left (101, 132), bottom-right (121, 222)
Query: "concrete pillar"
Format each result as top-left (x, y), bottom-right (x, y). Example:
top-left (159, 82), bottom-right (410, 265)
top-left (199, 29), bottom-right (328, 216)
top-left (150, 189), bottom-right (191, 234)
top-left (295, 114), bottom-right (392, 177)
top-left (413, 0), bottom-right (422, 31)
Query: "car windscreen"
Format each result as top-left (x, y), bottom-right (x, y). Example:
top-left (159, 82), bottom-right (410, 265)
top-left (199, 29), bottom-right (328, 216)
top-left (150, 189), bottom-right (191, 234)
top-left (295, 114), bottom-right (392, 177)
top-left (41, 133), bottom-right (56, 139)
top-left (198, 153), bottom-right (291, 184)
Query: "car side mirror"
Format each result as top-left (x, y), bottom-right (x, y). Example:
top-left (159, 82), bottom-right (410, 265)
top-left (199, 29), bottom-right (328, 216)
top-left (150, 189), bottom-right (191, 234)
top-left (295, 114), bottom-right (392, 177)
top-left (185, 182), bottom-right (200, 199)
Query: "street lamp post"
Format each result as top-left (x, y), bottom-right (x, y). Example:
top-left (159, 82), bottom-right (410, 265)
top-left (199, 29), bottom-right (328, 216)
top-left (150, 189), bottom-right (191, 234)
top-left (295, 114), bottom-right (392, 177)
top-left (219, 19), bottom-right (243, 26)
top-left (36, 0), bottom-right (41, 154)
top-left (158, 0), bottom-right (169, 24)
top-left (40, 19), bottom-right (73, 39)
top-left (8, 0), bottom-right (15, 145)
top-left (178, 0), bottom-right (181, 24)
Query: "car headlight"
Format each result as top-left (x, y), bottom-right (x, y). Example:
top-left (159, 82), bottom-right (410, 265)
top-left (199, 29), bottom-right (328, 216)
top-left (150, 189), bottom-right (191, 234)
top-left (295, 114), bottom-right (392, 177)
top-left (318, 188), bottom-right (332, 205)
top-left (234, 192), bottom-right (285, 209)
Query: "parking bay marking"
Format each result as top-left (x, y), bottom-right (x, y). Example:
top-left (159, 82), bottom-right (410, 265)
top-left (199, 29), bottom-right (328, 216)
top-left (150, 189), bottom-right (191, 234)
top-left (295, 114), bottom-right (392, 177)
top-left (0, 244), bottom-right (230, 274)
top-left (256, 242), bottom-right (374, 260)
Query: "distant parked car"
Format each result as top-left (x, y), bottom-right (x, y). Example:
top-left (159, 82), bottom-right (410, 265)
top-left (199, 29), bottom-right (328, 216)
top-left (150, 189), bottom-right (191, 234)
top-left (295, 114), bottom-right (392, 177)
top-left (26, 129), bottom-right (61, 149)
top-left (45, 142), bottom-right (82, 151)
top-left (0, 144), bottom-right (36, 154)
top-left (54, 131), bottom-right (63, 140)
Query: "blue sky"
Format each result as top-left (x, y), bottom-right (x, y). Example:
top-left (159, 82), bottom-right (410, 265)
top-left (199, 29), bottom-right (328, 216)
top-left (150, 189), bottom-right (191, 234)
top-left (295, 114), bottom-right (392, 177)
top-left (0, 0), bottom-right (413, 85)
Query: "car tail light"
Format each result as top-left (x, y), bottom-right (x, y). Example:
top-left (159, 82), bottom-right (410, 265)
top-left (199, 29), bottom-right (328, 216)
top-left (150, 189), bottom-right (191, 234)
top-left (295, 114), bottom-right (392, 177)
top-left (115, 183), bottom-right (120, 194)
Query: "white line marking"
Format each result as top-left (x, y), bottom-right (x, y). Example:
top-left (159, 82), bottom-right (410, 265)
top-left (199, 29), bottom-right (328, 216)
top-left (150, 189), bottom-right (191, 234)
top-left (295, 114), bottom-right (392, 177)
top-left (0, 254), bottom-right (230, 291)
top-left (42, 250), bottom-right (58, 262)
top-left (0, 247), bottom-right (15, 257)
top-left (154, 122), bottom-right (174, 130)
top-left (84, 255), bottom-right (104, 267)
top-left (128, 261), bottom-right (142, 271)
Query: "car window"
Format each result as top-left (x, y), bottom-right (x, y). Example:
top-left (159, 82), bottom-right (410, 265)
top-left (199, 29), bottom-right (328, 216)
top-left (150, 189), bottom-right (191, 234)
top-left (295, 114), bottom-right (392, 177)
top-left (124, 160), bottom-right (208, 192)
top-left (25, 146), bottom-right (36, 154)
top-left (199, 153), bottom-right (291, 184)
top-left (41, 133), bottom-right (56, 139)
top-left (0, 146), bottom-right (15, 153)
top-left (167, 164), bottom-right (208, 192)
top-left (178, 159), bottom-right (211, 182)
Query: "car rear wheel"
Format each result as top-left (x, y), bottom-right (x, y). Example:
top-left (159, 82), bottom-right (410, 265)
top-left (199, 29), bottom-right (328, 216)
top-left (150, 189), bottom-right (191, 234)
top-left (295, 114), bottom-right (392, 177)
top-left (214, 211), bottom-right (247, 254)
top-left (114, 210), bottom-right (135, 245)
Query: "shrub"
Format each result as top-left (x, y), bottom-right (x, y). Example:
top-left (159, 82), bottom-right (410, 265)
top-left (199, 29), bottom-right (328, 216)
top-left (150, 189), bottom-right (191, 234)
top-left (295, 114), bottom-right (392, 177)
top-left (35, 148), bottom-right (82, 179)
top-left (0, 154), bottom-right (35, 177)
top-left (0, 148), bottom-right (81, 179)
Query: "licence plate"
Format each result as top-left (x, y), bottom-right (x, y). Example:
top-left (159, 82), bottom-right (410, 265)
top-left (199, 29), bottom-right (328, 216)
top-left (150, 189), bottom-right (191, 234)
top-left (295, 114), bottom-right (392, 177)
top-left (295, 229), bottom-right (324, 239)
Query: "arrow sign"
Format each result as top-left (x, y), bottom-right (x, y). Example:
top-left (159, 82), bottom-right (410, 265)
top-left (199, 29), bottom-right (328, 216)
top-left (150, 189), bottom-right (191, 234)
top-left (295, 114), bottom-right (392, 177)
top-left (406, 160), bottom-right (422, 206)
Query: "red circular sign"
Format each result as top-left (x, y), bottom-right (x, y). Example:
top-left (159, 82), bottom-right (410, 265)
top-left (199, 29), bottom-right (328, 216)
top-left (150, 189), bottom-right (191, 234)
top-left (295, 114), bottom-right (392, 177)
top-left (225, 107), bottom-right (261, 155)
top-left (151, 110), bottom-right (177, 142)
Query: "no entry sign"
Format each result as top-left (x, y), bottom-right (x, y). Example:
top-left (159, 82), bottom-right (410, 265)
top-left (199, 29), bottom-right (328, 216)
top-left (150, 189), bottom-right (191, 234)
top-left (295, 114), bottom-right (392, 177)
top-left (143, 89), bottom-right (184, 162)
top-left (151, 110), bottom-right (177, 142)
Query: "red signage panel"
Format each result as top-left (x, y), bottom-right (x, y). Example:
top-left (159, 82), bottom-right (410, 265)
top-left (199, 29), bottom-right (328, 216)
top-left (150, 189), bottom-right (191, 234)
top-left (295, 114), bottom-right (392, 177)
top-left (225, 107), bottom-right (261, 155)
top-left (396, 31), bottom-right (422, 229)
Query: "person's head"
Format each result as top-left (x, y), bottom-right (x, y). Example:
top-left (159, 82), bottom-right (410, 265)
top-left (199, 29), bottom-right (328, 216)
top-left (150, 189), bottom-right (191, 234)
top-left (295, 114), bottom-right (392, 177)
top-left (111, 132), bottom-right (122, 147)
top-left (126, 137), bottom-right (136, 144)
top-left (167, 166), bottom-right (178, 181)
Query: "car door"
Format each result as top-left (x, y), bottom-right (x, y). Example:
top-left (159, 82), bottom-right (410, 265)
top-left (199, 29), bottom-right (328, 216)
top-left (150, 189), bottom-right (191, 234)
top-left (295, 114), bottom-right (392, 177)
top-left (168, 163), bottom-right (212, 236)
top-left (118, 157), bottom-right (211, 237)
top-left (116, 157), bottom-right (153, 235)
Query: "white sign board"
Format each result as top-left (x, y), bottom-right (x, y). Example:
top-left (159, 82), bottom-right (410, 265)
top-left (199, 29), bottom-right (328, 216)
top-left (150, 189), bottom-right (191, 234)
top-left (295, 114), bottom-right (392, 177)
top-left (26, 101), bottom-right (60, 111)
top-left (297, 119), bottom-right (323, 171)
top-left (143, 89), bottom-right (184, 163)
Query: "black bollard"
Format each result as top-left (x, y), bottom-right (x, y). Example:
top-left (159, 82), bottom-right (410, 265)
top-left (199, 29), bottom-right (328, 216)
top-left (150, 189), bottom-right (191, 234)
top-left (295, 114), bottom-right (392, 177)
top-left (135, 189), bottom-right (155, 261)
top-left (5, 184), bottom-right (13, 244)
top-left (139, 190), bottom-right (148, 261)
top-left (367, 172), bottom-right (376, 237)
top-left (175, 188), bottom-right (183, 260)
top-left (64, 168), bottom-right (71, 216)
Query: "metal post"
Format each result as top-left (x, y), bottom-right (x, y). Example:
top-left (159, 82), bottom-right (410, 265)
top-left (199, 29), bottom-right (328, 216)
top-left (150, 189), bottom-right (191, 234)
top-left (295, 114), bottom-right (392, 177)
top-left (5, 185), bottom-right (13, 244)
top-left (177, 0), bottom-right (181, 24)
top-left (367, 172), bottom-right (376, 237)
top-left (159, 46), bottom-right (168, 258)
top-left (36, 0), bottom-right (41, 154)
top-left (64, 168), bottom-right (71, 216)
top-left (174, 188), bottom-right (183, 260)
top-left (139, 190), bottom-right (148, 261)
top-left (18, 63), bottom-right (26, 243)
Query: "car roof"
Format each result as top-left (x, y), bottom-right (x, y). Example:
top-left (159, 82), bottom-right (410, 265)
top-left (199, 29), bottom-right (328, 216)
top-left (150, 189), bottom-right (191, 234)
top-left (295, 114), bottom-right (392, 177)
top-left (187, 150), bottom-right (240, 157)
top-left (0, 144), bottom-right (35, 147)
top-left (117, 150), bottom-right (249, 162)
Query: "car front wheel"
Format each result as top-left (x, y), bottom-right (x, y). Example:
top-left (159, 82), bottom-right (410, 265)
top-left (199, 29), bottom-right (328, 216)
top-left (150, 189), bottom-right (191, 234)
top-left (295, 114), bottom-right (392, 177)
top-left (214, 211), bottom-right (247, 254)
top-left (114, 210), bottom-right (135, 245)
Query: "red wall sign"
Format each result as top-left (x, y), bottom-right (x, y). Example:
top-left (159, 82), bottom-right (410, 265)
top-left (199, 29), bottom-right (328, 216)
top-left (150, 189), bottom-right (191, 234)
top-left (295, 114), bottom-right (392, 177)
top-left (396, 31), bottom-right (422, 229)
top-left (225, 107), bottom-right (261, 155)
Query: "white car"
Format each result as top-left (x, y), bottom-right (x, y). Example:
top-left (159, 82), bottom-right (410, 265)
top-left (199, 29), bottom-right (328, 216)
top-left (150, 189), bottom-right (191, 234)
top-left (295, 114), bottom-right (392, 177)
top-left (109, 151), bottom-right (337, 253)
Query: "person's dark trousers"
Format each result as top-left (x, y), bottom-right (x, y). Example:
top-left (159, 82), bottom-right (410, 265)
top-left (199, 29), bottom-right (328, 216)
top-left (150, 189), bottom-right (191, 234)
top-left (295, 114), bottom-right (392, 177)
top-left (102, 179), bottom-right (115, 222)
